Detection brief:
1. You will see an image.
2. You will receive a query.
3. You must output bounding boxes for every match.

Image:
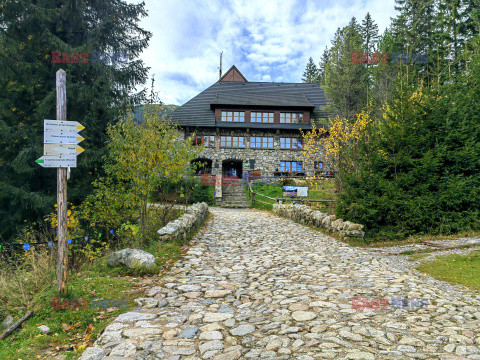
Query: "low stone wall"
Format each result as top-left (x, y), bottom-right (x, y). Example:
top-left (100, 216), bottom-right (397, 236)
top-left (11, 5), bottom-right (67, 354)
top-left (272, 203), bottom-right (365, 240)
top-left (157, 202), bottom-right (209, 241)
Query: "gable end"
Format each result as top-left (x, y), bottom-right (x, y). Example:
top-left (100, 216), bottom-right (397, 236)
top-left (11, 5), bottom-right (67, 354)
top-left (219, 65), bottom-right (248, 82)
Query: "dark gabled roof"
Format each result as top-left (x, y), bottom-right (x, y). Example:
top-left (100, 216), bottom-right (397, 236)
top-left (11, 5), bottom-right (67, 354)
top-left (171, 80), bottom-right (331, 128)
top-left (210, 91), bottom-right (315, 109)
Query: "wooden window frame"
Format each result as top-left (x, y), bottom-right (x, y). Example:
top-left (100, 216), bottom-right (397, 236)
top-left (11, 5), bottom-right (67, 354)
top-left (280, 161), bottom-right (303, 172)
top-left (220, 136), bottom-right (245, 148)
top-left (251, 112), bottom-right (274, 123)
top-left (250, 137), bottom-right (274, 149)
top-left (280, 137), bottom-right (303, 149)
top-left (193, 135), bottom-right (215, 147)
top-left (279, 112), bottom-right (304, 124)
top-left (221, 111), bottom-right (245, 122)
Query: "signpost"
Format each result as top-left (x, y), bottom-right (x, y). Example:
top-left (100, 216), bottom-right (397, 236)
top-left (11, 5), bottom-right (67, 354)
top-left (35, 157), bottom-right (77, 168)
top-left (36, 69), bottom-right (85, 295)
top-left (44, 132), bottom-right (84, 144)
top-left (44, 120), bottom-right (85, 132)
top-left (43, 144), bottom-right (84, 157)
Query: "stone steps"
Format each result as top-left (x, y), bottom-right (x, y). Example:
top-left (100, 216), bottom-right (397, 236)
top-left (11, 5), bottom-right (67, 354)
top-left (220, 185), bottom-right (250, 208)
top-left (222, 188), bottom-right (246, 194)
top-left (221, 194), bottom-right (247, 199)
top-left (220, 203), bottom-right (250, 208)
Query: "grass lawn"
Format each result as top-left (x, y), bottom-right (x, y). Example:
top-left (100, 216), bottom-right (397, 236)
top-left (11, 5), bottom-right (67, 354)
top-left (399, 249), bottom-right (435, 261)
top-left (0, 213), bottom-right (210, 360)
top-left (416, 250), bottom-right (480, 290)
top-left (245, 184), bottom-right (281, 211)
top-left (342, 230), bottom-right (480, 248)
top-left (246, 179), bottom-right (337, 213)
top-left (0, 243), bottom-right (185, 359)
top-left (300, 181), bottom-right (336, 201)
top-left (0, 265), bottom-right (140, 359)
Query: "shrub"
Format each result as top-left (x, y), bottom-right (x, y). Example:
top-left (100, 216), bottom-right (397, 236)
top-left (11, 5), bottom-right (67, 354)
top-left (191, 185), bottom-right (215, 205)
top-left (278, 178), bottom-right (295, 186)
top-left (337, 80), bottom-right (480, 241)
top-left (0, 247), bottom-right (55, 320)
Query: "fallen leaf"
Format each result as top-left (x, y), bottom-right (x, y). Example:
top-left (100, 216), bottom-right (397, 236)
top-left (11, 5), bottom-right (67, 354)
top-left (85, 324), bottom-right (94, 335)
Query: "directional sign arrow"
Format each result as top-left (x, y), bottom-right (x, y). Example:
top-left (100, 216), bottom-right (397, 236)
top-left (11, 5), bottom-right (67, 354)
top-left (44, 132), bottom-right (84, 144)
top-left (36, 156), bottom-right (77, 168)
top-left (44, 144), bottom-right (84, 156)
top-left (44, 119), bottom-right (85, 133)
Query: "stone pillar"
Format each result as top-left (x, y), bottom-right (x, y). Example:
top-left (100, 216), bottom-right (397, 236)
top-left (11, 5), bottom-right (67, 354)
top-left (214, 160), bottom-right (222, 199)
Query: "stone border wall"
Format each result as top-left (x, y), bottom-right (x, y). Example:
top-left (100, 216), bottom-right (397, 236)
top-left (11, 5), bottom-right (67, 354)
top-left (272, 203), bottom-right (365, 240)
top-left (157, 202), bottom-right (209, 241)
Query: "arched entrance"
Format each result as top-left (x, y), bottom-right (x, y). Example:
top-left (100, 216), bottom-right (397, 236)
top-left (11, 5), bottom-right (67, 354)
top-left (191, 158), bottom-right (212, 175)
top-left (222, 159), bottom-right (243, 179)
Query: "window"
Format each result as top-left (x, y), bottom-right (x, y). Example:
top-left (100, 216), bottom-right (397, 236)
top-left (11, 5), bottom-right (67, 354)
top-left (251, 112), bottom-right (274, 123)
top-left (280, 137), bottom-right (303, 149)
top-left (279, 112), bottom-right (303, 124)
top-left (192, 135), bottom-right (215, 147)
top-left (250, 137), bottom-right (274, 149)
top-left (221, 111), bottom-right (245, 122)
top-left (220, 136), bottom-right (244, 148)
top-left (280, 161), bottom-right (303, 172)
top-left (314, 161), bottom-right (323, 170)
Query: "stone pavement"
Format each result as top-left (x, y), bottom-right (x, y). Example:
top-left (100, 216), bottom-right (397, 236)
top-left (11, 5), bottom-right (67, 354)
top-left (81, 208), bottom-right (480, 360)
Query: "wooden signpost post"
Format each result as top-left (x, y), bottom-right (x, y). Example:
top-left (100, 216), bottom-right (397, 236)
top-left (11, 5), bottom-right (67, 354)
top-left (36, 69), bottom-right (85, 295)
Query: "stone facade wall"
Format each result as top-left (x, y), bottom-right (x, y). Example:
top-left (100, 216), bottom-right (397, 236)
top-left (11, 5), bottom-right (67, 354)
top-left (273, 203), bottom-right (365, 240)
top-left (157, 203), bottom-right (209, 241)
top-left (184, 128), bottom-right (326, 178)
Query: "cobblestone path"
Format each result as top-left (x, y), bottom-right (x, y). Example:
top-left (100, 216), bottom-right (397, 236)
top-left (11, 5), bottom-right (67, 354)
top-left (82, 208), bottom-right (480, 360)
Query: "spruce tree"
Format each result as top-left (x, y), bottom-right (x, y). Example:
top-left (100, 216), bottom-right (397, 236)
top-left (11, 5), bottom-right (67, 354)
top-left (361, 12), bottom-right (379, 55)
top-left (461, 0), bottom-right (480, 43)
top-left (0, 0), bottom-right (151, 241)
top-left (318, 46), bottom-right (329, 86)
top-left (302, 57), bottom-right (320, 83)
top-left (337, 37), bottom-right (480, 241)
top-left (369, 29), bottom-right (398, 117)
top-left (390, 0), bottom-right (437, 85)
top-left (361, 13), bottom-right (379, 103)
top-left (324, 18), bottom-right (368, 120)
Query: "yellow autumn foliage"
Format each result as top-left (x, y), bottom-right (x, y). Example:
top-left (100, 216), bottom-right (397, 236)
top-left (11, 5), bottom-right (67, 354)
top-left (299, 111), bottom-right (371, 178)
top-left (82, 105), bottom-right (202, 228)
top-left (45, 203), bottom-right (79, 230)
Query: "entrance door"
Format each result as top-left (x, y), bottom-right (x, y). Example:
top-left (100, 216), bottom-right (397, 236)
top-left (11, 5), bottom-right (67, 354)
top-left (222, 159), bottom-right (243, 179)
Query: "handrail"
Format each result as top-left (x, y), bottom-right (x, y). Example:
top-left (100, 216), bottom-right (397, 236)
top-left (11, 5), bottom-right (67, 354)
top-left (247, 179), bottom-right (335, 206)
top-left (255, 193), bottom-right (277, 201)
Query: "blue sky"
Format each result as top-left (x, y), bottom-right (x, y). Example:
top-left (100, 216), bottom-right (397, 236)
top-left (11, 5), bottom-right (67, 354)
top-left (129, 0), bottom-right (398, 105)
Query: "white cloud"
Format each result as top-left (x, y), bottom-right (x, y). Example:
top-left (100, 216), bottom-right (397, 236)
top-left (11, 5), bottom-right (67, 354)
top-left (127, 0), bottom-right (398, 105)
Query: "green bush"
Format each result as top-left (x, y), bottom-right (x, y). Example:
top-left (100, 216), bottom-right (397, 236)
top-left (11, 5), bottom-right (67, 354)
top-left (191, 185), bottom-right (215, 205)
top-left (279, 178), bottom-right (296, 186)
top-left (337, 66), bottom-right (480, 241)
